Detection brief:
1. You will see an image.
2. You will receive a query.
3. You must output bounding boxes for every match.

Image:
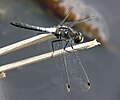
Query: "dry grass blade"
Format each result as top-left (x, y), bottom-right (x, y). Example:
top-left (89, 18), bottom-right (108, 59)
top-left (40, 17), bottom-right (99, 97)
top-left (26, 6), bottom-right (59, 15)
top-left (0, 34), bottom-right (54, 56)
top-left (0, 39), bottom-right (100, 79)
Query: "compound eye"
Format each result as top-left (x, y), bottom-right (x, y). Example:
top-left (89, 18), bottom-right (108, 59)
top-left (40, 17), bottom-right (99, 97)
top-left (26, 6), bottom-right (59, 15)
top-left (79, 35), bottom-right (84, 42)
top-left (74, 35), bottom-right (84, 44)
top-left (79, 32), bottom-right (84, 42)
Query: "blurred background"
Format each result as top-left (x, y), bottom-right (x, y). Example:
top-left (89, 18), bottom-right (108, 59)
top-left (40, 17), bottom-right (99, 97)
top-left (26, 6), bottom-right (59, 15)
top-left (0, 0), bottom-right (120, 100)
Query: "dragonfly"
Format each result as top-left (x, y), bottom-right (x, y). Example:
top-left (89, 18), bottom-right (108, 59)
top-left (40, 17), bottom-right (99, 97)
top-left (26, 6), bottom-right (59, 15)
top-left (10, 7), bottom-right (93, 92)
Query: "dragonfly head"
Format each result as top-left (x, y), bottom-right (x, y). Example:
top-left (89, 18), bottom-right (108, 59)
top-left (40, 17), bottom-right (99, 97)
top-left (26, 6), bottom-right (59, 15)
top-left (74, 32), bottom-right (84, 44)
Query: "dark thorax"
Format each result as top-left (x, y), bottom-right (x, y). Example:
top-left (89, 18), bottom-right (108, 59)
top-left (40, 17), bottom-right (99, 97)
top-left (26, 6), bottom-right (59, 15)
top-left (54, 25), bottom-right (84, 44)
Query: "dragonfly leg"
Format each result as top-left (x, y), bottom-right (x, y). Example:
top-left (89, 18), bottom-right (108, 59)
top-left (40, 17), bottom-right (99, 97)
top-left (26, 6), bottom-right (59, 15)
top-left (51, 39), bottom-right (64, 57)
top-left (63, 40), bottom-right (70, 52)
top-left (64, 39), bottom-right (75, 53)
top-left (70, 42), bottom-right (74, 49)
top-left (70, 39), bottom-right (80, 51)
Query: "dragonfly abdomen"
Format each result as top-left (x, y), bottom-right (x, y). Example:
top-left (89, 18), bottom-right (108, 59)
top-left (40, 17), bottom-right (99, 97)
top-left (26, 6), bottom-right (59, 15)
top-left (10, 21), bottom-right (56, 33)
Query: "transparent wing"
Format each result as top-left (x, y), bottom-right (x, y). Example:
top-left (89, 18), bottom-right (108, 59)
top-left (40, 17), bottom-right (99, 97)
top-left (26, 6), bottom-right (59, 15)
top-left (64, 16), bottom-right (94, 27)
top-left (53, 41), bottom-right (90, 92)
top-left (51, 40), bottom-right (71, 91)
top-left (63, 50), bottom-right (91, 92)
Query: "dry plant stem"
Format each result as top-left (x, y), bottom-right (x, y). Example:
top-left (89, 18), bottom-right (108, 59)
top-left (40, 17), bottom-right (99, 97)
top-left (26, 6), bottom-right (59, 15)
top-left (0, 34), bottom-right (54, 56)
top-left (0, 39), bottom-right (100, 78)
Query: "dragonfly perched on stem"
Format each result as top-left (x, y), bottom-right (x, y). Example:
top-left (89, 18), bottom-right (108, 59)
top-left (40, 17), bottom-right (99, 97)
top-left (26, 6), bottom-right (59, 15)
top-left (10, 7), bottom-right (94, 92)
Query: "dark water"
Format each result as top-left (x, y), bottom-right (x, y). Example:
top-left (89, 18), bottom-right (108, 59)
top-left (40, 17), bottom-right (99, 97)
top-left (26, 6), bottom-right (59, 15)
top-left (0, 0), bottom-right (120, 100)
